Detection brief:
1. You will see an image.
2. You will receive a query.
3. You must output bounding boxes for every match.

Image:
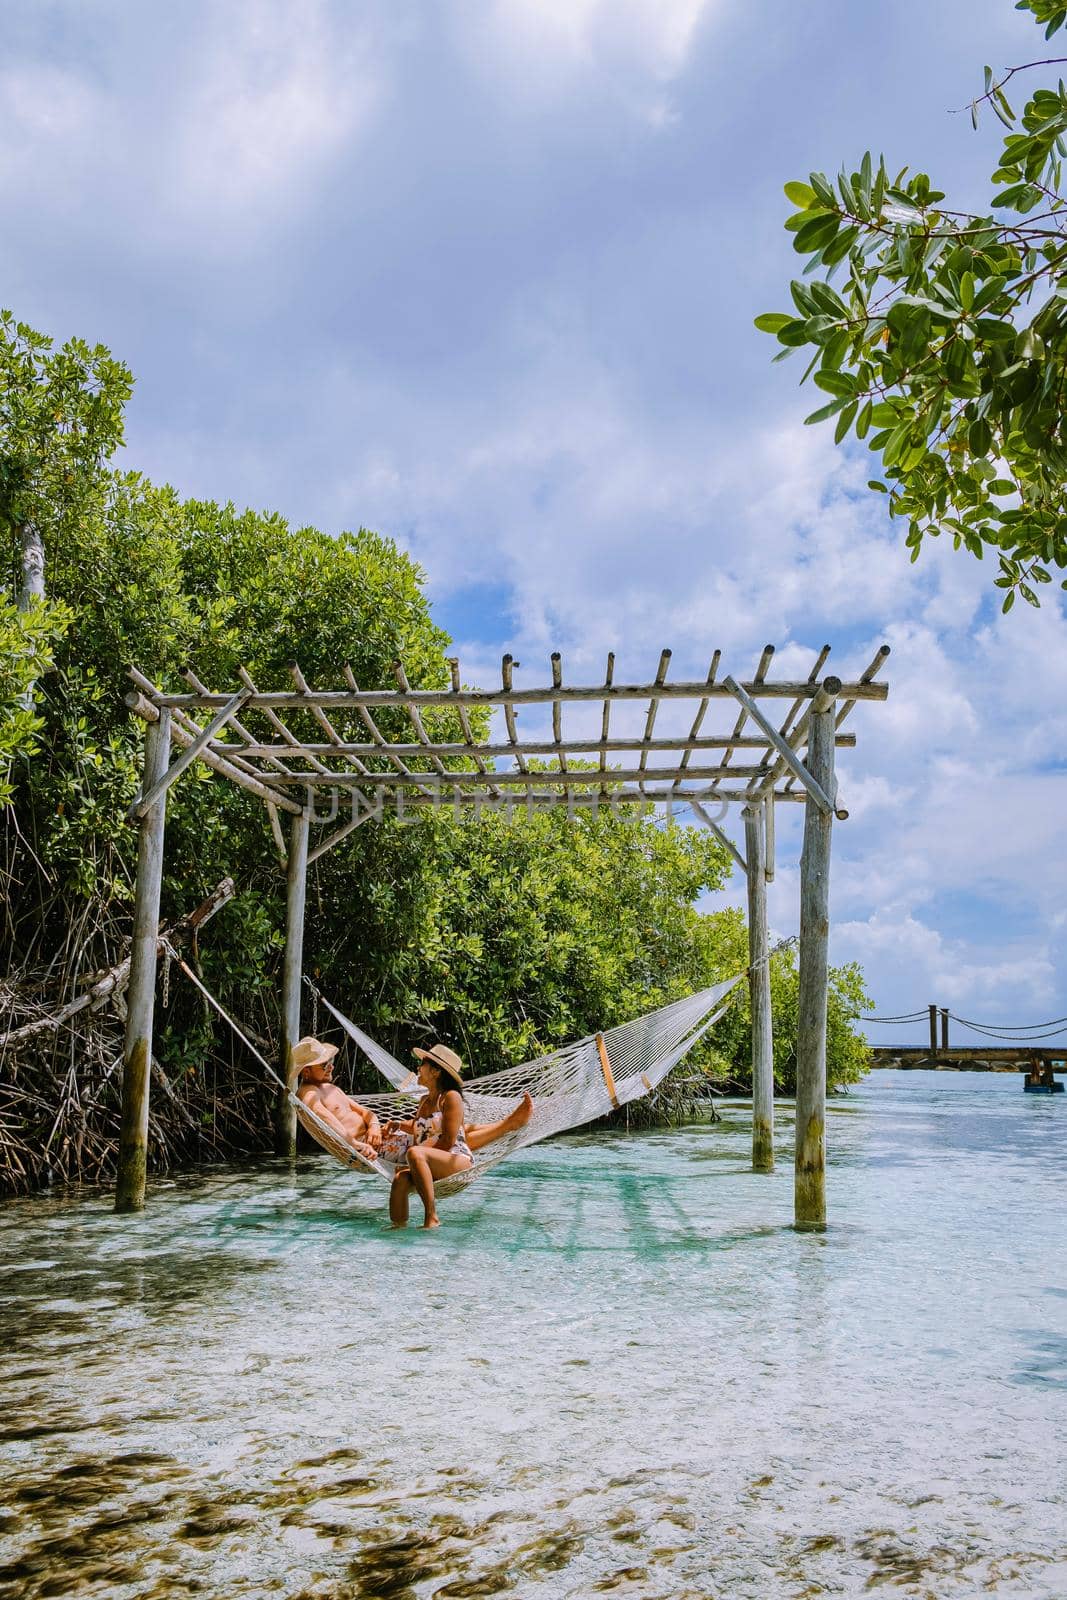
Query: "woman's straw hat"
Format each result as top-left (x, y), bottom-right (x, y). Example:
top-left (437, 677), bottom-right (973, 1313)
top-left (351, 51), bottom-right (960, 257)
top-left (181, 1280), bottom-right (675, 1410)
top-left (413, 1042), bottom-right (465, 1088)
top-left (291, 1036), bottom-right (339, 1073)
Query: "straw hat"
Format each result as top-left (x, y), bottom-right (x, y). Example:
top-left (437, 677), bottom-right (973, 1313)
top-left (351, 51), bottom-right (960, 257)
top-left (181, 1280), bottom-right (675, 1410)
top-left (412, 1042), bottom-right (465, 1088)
top-left (291, 1036), bottom-right (339, 1073)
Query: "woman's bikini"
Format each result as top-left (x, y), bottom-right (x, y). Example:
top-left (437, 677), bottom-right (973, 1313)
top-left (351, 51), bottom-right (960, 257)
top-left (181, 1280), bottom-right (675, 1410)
top-left (386, 1095), bottom-right (473, 1171)
top-left (415, 1100), bottom-right (473, 1164)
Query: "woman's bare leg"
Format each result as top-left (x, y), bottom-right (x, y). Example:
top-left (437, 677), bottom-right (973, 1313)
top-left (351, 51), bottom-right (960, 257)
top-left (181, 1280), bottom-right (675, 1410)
top-left (467, 1092), bottom-right (534, 1152)
top-left (404, 1145), bottom-right (472, 1228)
top-left (389, 1172), bottom-right (412, 1227)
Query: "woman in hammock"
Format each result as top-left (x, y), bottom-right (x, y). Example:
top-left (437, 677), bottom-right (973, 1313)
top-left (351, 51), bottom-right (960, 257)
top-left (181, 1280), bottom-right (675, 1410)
top-left (386, 1043), bottom-right (532, 1229)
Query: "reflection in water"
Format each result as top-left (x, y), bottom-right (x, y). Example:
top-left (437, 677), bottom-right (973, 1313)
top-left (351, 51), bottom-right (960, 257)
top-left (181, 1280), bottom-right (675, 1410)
top-left (0, 1072), bottom-right (1065, 1598)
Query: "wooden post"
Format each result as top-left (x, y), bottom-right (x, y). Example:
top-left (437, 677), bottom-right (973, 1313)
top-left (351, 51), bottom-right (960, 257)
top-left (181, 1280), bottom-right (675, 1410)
top-left (795, 682), bottom-right (836, 1230)
top-left (743, 802), bottom-right (774, 1172)
top-left (929, 1004), bottom-right (938, 1057)
top-left (115, 709), bottom-right (172, 1212)
top-left (940, 1007), bottom-right (949, 1051)
top-left (275, 806), bottom-right (310, 1155)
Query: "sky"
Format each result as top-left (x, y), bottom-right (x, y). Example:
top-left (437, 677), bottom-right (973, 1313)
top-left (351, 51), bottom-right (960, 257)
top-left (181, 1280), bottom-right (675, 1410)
top-left (2, 0), bottom-right (1065, 1046)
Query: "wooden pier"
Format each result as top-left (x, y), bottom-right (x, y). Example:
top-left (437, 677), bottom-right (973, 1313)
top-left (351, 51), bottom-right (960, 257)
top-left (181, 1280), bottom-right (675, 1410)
top-left (870, 1047), bottom-right (1065, 1074)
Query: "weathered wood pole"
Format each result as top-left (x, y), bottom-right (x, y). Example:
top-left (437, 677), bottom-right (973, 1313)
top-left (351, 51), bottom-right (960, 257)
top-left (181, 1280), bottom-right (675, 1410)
top-left (794, 680), bottom-right (837, 1230)
top-left (743, 801), bottom-right (774, 1172)
top-left (115, 708), bottom-right (172, 1212)
top-left (929, 1004), bottom-right (938, 1057)
top-left (275, 806), bottom-right (310, 1155)
top-left (940, 1007), bottom-right (949, 1051)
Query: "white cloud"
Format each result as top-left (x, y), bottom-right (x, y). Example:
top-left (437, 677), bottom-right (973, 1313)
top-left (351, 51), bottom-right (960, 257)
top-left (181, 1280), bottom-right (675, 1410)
top-left (167, 1), bottom-right (385, 237)
top-left (469, 0), bottom-right (717, 120)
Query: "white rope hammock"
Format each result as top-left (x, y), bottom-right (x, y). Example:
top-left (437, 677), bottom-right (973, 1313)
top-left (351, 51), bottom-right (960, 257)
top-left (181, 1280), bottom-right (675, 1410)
top-left (301, 978), bottom-right (741, 1194)
top-left (168, 943), bottom-right (740, 1199)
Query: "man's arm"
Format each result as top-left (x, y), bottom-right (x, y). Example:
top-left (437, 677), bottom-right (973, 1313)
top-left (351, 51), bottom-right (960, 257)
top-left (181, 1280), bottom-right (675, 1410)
top-left (347, 1098), bottom-right (381, 1148)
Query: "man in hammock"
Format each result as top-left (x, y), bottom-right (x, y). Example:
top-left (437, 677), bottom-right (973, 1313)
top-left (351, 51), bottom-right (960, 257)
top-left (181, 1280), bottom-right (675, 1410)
top-left (293, 1036), bottom-right (382, 1161)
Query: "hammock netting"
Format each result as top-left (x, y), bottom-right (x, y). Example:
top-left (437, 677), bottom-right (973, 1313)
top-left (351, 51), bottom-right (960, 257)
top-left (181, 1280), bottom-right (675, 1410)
top-left (295, 977), bottom-right (740, 1195)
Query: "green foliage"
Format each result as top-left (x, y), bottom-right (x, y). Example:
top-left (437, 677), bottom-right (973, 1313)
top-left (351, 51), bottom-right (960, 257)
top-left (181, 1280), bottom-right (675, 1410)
top-left (1, 310), bottom-right (132, 557)
top-left (3, 310), bottom-right (873, 1188)
top-left (696, 915), bottom-right (873, 1095)
top-left (0, 594), bottom-right (69, 805)
top-left (757, 2), bottom-right (1067, 609)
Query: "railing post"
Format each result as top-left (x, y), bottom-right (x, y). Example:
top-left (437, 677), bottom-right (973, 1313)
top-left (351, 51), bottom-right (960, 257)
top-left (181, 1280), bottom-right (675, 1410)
top-left (743, 802), bottom-right (774, 1172)
top-left (795, 682), bottom-right (836, 1231)
top-left (929, 1003), bottom-right (939, 1057)
top-left (275, 806), bottom-right (310, 1155)
top-left (115, 709), bottom-right (171, 1212)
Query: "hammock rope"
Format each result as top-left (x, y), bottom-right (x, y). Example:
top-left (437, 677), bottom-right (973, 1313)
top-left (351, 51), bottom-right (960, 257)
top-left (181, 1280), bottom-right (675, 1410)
top-left (168, 942), bottom-right (741, 1196)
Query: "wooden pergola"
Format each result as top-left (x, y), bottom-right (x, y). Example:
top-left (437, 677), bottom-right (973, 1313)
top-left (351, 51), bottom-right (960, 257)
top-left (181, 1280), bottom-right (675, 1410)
top-left (116, 641), bottom-right (890, 1229)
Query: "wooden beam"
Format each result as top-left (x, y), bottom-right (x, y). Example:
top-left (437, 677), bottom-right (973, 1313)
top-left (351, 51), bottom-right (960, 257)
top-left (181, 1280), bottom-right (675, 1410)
top-left (671, 652), bottom-right (720, 793)
top-left (276, 808), bottom-right (310, 1157)
top-left (744, 802), bottom-right (774, 1173)
top-left (502, 654), bottom-right (529, 775)
top-left (125, 683), bottom-right (303, 815)
top-left (724, 674), bottom-right (841, 816)
top-left (126, 689), bottom-right (250, 821)
top-left (220, 733), bottom-right (859, 759)
top-left (148, 677), bottom-right (891, 710)
top-left (638, 649), bottom-right (671, 794)
top-left (596, 1033), bottom-right (619, 1108)
top-left (306, 802), bottom-right (379, 864)
top-left (115, 708), bottom-right (171, 1213)
top-left (764, 792), bottom-right (775, 885)
top-left (689, 802), bottom-right (747, 873)
top-left (259, 762), bottom-right (787, 788)
top-left (794, 696), bottom-right (835, 1231)
top-left (551, 653), bottom-right (567, 783)
top-left (448, 656), bottom-right (500, 798)
top-left (721, 645), bottom-right (774, 777)
top-left (598, 652), bottom-right (615, 788)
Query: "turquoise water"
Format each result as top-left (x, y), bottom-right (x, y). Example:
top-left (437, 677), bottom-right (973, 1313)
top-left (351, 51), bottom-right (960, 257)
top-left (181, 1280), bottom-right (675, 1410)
top-left (1, 1071), bottom-right (1065, 1598)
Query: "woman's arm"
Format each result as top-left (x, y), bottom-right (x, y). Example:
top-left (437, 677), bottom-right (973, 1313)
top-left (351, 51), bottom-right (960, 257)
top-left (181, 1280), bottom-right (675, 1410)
top-left (433, 1089), bottom-right (463, 1150)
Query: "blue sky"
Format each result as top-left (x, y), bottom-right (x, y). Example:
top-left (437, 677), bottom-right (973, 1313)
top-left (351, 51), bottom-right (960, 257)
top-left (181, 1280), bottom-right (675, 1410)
top-left (2, 0), bottom-right (1065, 1044)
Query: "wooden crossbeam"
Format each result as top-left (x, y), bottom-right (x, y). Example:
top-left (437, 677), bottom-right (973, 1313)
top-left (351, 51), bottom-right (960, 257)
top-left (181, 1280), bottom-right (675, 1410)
top-left (256, 761), bottom-right (787, 788)
top-left (448, 656), bottom-right (500, 798)
top-left (551, 652), bottom-right (567, 782)
top-left (217, 732), bottom-right (858, 760)
top-left (394, 659), bottom-right (450, 779)
top-left (721, 645), bottom-right (774, 776)
top-left (236, 666), bottom-right (336, 782)
top-left (599, 651), bottom-right (615, 791)
top-left (639, 650), bottom-right (671, 796)
top-left (688, 800), bottom-right (747, 873)
top-left (342, 665), bottom-right (437, 799)
top-left (746, 644), bottom-right (831, 804)
top-left (290, 662), bottom-right (372, 778)
top-left (672, 652), bottom-right (720, 795)
top-left (125, 677), bottom-right (302, 815)
top-left (724, 674), bottom-right (842, 816)
top-left (502, 654), bottom-right (528, 775)
top-left (147, 677), bottom-right (890, 710)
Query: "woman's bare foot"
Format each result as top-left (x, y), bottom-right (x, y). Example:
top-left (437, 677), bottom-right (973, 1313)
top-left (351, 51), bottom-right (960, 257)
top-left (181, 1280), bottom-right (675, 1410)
top-left (504, 1092), bottom-right (534, 1133)
top-left (422, 1215), bottom-right (441, 1229)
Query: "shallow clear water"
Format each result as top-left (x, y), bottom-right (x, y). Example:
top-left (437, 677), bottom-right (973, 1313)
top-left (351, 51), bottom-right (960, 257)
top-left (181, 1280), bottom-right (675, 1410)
top-left (1, 1071), bottom-right (1065, 1599)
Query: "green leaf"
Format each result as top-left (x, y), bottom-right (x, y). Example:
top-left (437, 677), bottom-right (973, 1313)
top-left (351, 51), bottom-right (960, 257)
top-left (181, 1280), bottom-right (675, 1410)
top-left (834, 400), bottom-right (858, 443)
top-left (784, 180), bottom-right (817, 207)
top-left (793, 213), bottom-right (841, 254)
top-left (804, 396), bottom-right (851, 424)
top-left (754, 313), bottom-right (793, 333)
